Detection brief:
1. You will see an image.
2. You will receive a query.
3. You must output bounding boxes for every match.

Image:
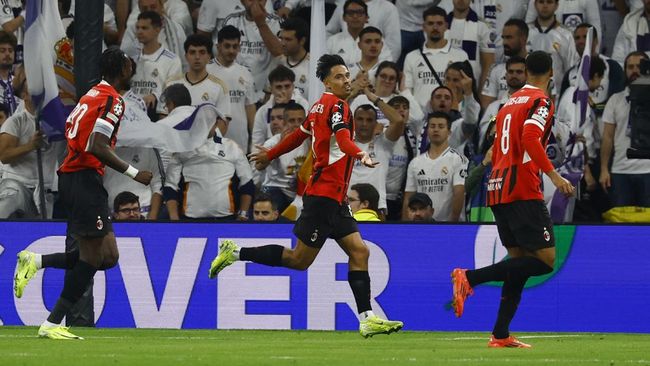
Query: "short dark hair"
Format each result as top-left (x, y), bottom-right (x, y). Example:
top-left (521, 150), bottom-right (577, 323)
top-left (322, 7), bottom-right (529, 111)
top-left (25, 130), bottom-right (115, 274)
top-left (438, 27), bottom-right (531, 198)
top-left (268, 64), bottom-right (295, 84)
top-left (504, 18), bottom-right (529, 39)
top-left (113, 191), bottom-right (140, 212)
top-left (316, 54), bottom-right (346, 81)
top-left (359, 26), bottom-right (383, 40)
top-left (506, 55), bottom-right (527, 70)
top-left (375, 60), bottom-right (401, 85)
top-left (254, 192), bottom-right (278, 210)
top-left (354, 104), bottom-right (378, 120)
top-left (271, 102), bottom-right (288, 112)
top-left (525, 51), bottom-right (553, 76)
top-left (281, 17), bottom-right (309, 41)
top-left (283, 101), bottom-right (305, 118)
top-left (100, 46), bottom-right (130, 81)
top-left (137, 10), bottom-right (162, 28)
top-left (422, 6), bottom-right (447, 21)
top-left (431, 85), bottom-right (453, 98)
top-left (576, 23), bottom-right (598, 43)
top-left (0, 30), bottom-right (17, 49)
top-left (427, 111), bottom-right (451, 130)
top-left (351, 183), bottom-right (380, 212)
top-left (590, 56), bottom-right (606, 79)
top-left (387, 95), bottom-right (409, 107)
top-left (343, 0), bottom-right (367, 15)
top-left (161, 83), bottom-right (192, 107)
top-left (218, 25), bottom-right (241, 43)
top-left (184, 33), bottom-right (213, 56)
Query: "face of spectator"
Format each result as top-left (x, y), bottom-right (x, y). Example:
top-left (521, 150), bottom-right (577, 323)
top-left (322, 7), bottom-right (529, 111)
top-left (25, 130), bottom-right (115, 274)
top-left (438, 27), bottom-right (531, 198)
top-left (217, 38), bottom-right (240, 64)
top-left (324, 65), bottom-right (352, 99)
top-left (626, 55), bottom-right (646, 84)
top-left (271, 79), bottom-right (294, 103)
top-left (408, 202), bottom-right (434, 221)
top-left (589, 73), bottom-right (604, 92)
top-left (389, 102), bottom-right (409, 121)
top-left (354, 108), bottom-right (378, 142)
top-left (253, 201), bottom-right (279, 221)
top-left (135, 18), bottom-right (160, 44)
top-left (502, 25), bottom-right (525, 57)
top-left (375, 66), bottom-right (398, 94)
top-left (423, 15), bottom-right (447, 44)
top-left (280, 29), bottom-right (303, 57)
top-left (430, 88), bottom-right (453, 113)
top-left (0, 42), bottom-right (14, 69)
top-left (186, 45), bottom-right (210, 73)
top-left (358, 32), bottom-right (383, 59)
top-left (574, 26), bottom-right (599, 56)
top-left (283, 109), bottom-right (305, 133)
top-left (115, 202), bottom-right (141, 220)
top-left (428, 117), bottom-right (450, 146)
top-left (506, 62), bottom-right (527, 90)
top-left (270, 107), bottom-right (285, 135)
top-left (453, 0), bottom-right (471, 11)
top-left (138, 0), bottom-right (163, 14)
top-left (347, 189), bottom-right (364, 214)
top-left (343, 2), bottom-right (368, 31)
top-left (444, 68), bottom-right (464, 98)
top-left (535, 0), bottom-right (558, 21)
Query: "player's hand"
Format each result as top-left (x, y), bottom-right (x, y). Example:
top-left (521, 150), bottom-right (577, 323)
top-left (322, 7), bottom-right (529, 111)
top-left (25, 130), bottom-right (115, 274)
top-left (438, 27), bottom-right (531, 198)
top-left (549, 170), bottom-right (575, 196)
top-left (248, 144), bottom-right (271, 170)
top-left (275, 89), bottom-right (291, 104)
top-left (357, 151), bottom-right (379, 168)
top-left (251, 0), bottom-right (267, 24)
top-left (29, 130), bottom-right (45, 150)
top-left (134, 170), bottom-right (153, 186)
top-left (276, 6), bottom-right (290, 18)
top-left (460, 70), bottom-right (474, 96)
top-left (599, 169), bottom-right (611, 193)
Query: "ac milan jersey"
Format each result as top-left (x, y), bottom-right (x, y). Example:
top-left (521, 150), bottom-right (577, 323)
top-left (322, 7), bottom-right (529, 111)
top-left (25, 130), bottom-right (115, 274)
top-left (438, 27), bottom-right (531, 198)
top-left (487, 85), bottom-right (554, 205)
top-left (302, 92), bottom-right (355, 204)
top-left (59, 81), bottom-right (125, 175)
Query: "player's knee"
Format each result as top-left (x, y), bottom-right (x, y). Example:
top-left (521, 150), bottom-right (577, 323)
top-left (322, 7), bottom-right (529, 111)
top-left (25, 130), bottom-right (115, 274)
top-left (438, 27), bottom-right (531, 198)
top-left (349, 244), bottom-right (369, 264)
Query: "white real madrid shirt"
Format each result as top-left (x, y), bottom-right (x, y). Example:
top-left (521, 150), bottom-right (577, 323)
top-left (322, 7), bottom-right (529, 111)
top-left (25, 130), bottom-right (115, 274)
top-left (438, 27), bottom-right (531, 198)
top-left (165, 135), bottom-right (253, 218)
top-left (471, 0), bottom-right (529, 62)
top-left (262, 133), bottom-right (310, 199)
top-left (274, 54), bottom-right (311, 101)
top-left (207, 59), bottom-right (256, 152)
top-left (403, 41), bottom-right (470, 111)
top-left (130, 46), bottom-right (182, 114)
top-left (446, 11), bottom-right (495, 82)
top-left (165, 73), bottom-right (232, 119)
top-left (525, 0), bottom-right (602, 37)
top-left (405, 147), bottom-right (468, 222)
top-left (252, 90), bottom-right (310, 148)
top-left (527, 21), bottom-right (578, 93)
top-left (348, 133), bottom-right (395, 210)
top-left (326, 31), bottom-right (394, 69)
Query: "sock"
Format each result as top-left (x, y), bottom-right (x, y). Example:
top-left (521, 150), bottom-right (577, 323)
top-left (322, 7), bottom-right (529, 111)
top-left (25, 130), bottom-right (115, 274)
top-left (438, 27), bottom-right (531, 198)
top-left (239, 245), bottom-right (284, 266)
top-left (348, 271), bottom-right (372, 314)
top-left (46, 260), bottom-right (97, 324)
top-left (42, 319), bottom-right (61, 327)
top-left (466, 256), bottom-right (553, 287)
top-left (42, 249), bottom-right (79, 270)
top-left (358, 310), bottom-right (375, 321)
top-left (492, 271), bottom-right (527, 339)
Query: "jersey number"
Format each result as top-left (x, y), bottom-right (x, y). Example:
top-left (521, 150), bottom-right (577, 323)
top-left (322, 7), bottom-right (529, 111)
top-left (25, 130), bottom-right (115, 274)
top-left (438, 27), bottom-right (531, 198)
top-left (500, 113), bottom-right (511, 155)
top-left (66, 103), bottom-right (88, 139)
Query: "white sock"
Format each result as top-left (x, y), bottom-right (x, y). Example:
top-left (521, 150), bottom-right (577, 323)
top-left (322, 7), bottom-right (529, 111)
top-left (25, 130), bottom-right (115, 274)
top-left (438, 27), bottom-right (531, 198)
top-left (359, 310), bottom-right (375, 321)
top-left (34, 253), bottom-right (42, 269)
top-left (42, 320), bottom-right (60, 327)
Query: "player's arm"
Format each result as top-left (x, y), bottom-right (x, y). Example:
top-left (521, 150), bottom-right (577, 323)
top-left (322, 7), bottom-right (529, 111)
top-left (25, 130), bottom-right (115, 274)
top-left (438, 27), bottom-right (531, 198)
top-left (249, 126), bottom-right (310, 170)
top-left (88, 132), bottom-right (151, 185)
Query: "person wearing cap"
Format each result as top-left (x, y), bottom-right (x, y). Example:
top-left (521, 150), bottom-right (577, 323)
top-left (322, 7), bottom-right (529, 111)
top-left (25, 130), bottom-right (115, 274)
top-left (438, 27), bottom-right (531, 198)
top-left (406, 193), bottom-right (435, 222)
top-left (349, 183), bottom-right (382, 222)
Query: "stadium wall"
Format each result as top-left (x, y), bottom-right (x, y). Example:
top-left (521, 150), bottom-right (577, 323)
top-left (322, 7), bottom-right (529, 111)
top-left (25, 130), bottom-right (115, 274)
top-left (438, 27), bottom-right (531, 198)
top-left (0, 221), bottom-right (648, 333)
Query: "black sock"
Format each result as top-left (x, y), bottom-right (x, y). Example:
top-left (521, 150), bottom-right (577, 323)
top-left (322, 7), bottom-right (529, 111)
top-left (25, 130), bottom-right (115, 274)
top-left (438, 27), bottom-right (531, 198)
top-left (47, 260), bottom-right (97, 324)
top-left (42, 249), bottom-right (79, 269)
top-left (348, 271), bottom-right (372, 314)
top-left (492, 271), bottom-right (527, 339)
top-left (239, 245), bottom-right (284, 266)
top-left (466, 256), bottom-right (553, 287)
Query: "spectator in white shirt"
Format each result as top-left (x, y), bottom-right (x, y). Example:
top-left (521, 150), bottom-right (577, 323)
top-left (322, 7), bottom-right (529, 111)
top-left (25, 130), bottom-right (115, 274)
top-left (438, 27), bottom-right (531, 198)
top-left (525, 0), bottom-right (601, 37)
top-left (612, 1), bottom-right (650, 66)
top-left (470, 0), bottom-right (529, 63)
top-left (347, 26), bottom-right (391, 96)
top-left (277, 17), bottom-right (311, 100)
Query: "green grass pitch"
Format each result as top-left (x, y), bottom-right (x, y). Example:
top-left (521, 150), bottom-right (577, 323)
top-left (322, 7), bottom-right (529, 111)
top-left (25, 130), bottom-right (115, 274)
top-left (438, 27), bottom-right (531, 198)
top-left (0, 327), bottom-right (648, 365)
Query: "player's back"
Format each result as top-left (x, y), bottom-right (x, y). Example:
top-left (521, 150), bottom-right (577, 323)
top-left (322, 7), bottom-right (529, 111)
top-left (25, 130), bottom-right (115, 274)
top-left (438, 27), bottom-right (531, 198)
top-left (303, 92), bottom-right (355, 204)
top-left (487, 85), bottom-right (554, 205)
top-left (59, 81), bottom-right (125, 175)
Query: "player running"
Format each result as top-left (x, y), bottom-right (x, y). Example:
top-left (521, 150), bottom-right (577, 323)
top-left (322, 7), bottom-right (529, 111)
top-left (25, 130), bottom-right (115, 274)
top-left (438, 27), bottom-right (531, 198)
top-left (451, 51), bottom-right (574, 348)
top-left (209, 54), bottom-right (403, 338)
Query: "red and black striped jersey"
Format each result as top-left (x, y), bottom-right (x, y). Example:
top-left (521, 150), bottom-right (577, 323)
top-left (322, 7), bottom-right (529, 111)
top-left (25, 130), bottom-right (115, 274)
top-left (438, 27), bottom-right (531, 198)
top-left (487, 85), bottom-right (555, 205)
top-left (59, 81), bottom-right (125, 175)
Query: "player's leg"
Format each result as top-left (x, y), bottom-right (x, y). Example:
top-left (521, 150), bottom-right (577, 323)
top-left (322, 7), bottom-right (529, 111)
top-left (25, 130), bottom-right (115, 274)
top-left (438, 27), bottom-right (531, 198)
top-left (336, 232), bottom-right (403, 338)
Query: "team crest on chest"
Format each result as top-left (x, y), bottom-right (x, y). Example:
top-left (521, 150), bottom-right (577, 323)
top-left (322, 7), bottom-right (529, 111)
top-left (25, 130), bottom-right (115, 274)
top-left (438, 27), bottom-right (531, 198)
top-left (152, 68), bottom-right (159, 78)
top-left (441, 166), bottom-right (448, 175)
top-left (202, 92), bottom-right (209, 101)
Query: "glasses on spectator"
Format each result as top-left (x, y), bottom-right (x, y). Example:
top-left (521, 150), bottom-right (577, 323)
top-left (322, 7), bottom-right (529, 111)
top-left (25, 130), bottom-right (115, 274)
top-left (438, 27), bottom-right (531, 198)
top-left (118, 207), bottom-right (140, 214)
top-left (378, 73), bottom-right (397, 82)
top-left (344, 9), bottom-right (366, 17)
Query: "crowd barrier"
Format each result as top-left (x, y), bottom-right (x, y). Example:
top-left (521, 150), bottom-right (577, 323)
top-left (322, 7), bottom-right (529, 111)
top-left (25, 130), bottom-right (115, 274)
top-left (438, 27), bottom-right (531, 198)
top-left (0, 221), bottom-right (648, 333)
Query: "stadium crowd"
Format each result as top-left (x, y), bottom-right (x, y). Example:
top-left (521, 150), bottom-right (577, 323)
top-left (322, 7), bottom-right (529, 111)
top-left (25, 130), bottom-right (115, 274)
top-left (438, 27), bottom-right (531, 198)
top-left (1, 0), bottom-right (650, 223)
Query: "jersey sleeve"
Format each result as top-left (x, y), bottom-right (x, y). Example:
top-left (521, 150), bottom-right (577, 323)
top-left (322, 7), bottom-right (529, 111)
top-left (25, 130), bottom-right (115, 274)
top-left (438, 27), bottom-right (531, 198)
top-left (404, 159), bottom-right (417, 192)
top-left (523, 97), bottom-right (553, 133)
top-left (453, 155), bottom-right (468, 186)
top-left (196, 0), bottom-right (218, 32)
top-left (329, 100), bottom-right (351, 133)
top-left (522, 97), bottom-right (555, 173)
top-left (479, 21), bottom-right (495, 53)
top-left (481, 64), bottom-right (499, 98)
top-left (93, 94), bottom-right (125, 138)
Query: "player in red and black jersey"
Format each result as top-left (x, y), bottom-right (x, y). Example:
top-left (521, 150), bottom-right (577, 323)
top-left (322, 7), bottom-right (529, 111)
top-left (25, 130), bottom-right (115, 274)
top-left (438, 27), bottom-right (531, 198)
top-left (209, 54), bottom-right (403, 338)
top-left (450, 51), bottom-right (574, 348)
top-left (13, 47), bottom-right (153, 340)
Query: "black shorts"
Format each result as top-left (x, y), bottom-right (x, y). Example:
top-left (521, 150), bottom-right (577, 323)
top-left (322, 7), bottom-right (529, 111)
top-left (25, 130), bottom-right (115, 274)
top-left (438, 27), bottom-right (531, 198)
top-left (58, 170), bottom-right (113, 238)
top-left (491, 200), bottom-right (555, 252)
top-left (293, 195), bottom-right (359, 248)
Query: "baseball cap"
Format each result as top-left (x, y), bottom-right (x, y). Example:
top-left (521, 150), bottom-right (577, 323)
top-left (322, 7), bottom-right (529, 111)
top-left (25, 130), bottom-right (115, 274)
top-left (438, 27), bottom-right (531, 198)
top-left (408, 193), bottom-right (432, 208)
